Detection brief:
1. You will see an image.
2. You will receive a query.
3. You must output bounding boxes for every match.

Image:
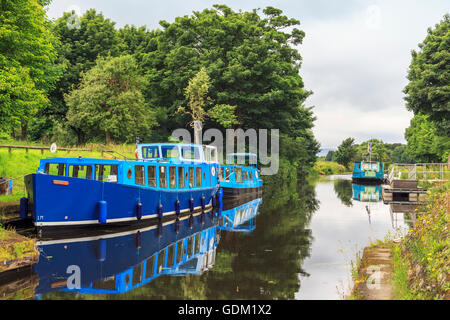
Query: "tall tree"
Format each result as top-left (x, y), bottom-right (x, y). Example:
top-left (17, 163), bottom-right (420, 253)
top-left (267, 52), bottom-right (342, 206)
top-left (142, 5), bottom-right (313, 138)
top-left (29, 9), bottom-right (124, 140)
top-left (65, 55), bottom-right (155, 144)
top-left (0, 0), bottom-right (60, 137)
top-left (403, 14), bottom-right (450, 136)
top-left (334, 138), bottom-right (357, 169)
top-left (405, 114), bottom-right (449, 163)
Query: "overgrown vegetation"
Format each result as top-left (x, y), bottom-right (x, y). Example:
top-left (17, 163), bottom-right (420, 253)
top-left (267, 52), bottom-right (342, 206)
top-left (312, 160), bottom-right (347, 176)
top-left (391, 183), bottom-right (449, 300)
top-left (0, 224), bottom-right (38, 270)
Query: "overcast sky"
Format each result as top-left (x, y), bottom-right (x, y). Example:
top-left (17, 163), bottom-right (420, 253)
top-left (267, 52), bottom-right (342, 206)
top-left (46, 1), bottom-right (449, 149)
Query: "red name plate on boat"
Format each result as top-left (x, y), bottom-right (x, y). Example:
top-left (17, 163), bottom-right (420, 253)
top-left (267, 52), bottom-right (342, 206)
top-left (53, 180), bottom-right (69, 186)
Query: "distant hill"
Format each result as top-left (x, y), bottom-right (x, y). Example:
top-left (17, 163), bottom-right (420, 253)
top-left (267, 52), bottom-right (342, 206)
top-left (317, 148), bottom-right (335, 157)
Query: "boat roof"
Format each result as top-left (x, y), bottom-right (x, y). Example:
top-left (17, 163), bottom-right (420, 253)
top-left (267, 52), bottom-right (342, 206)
top-left (138, 143), bottom-right (205, 148)
top-left (226, 153), bottom-right (257, 157)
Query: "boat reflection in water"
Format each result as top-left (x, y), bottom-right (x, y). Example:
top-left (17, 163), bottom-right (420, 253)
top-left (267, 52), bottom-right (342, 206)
top-left (219, 197), bottom-right (262, 233)
top-left (34, 210), bottom-right (219, 297)
top-left (33, 196), bottom-right (262, 298)
top-left (352, 183), bottom-right (382, 202)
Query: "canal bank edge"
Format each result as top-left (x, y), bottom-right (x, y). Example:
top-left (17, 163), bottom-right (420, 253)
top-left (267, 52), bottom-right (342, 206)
top-left (348, 182), bottom-right (449, 300)
top-left (0, 227), bottom-right (39, 276)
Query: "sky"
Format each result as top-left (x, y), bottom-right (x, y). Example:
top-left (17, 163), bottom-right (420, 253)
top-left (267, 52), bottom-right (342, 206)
top-left (46, 0), bottom-right (449, 150)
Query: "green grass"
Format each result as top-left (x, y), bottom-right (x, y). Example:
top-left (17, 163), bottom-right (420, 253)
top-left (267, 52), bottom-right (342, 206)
top-left (391, 183), bottom-right (449, 300)
top-left (391, 245), bottom-right (417, 299)
top-left (313, 161), bottom-right (348, 176)
top-left (0, 140), bottom-right (136, 202)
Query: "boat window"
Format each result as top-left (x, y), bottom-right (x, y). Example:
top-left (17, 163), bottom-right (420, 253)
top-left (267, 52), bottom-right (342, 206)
top-left (156, 251), bottom-right (165, 274)
top-left (235, 167), bottom-right (242, 183)
top-left (148, 166), bottom-right (156, 187)
top-left (86, 165), bottom-right (93, 179)
top-left (132, 264), bottom-right (143, 286)
top-left (95, 165), bottom-right (118, 182)
top-left (92, 276), bottom-right (116, 290)
top-left (135, 165), bottom-right (145, 185)
top-left (159, 166), bottom-right (167, 188)
top-left (169, 166), bottom-right (176, 188)
top-left (167, 244), bottom-right (175, 268)
top-left (194, 235), bottom-right (201, 254)
top-left (145, 256), bottom-right (155, 278)
top-left (176, 240), bottom-right (184, 264)
top-left (178, 167), bottom-right (185, 188)
top-left (161, 146), bottom-right (180, 159)
top-left (188, 167), bottom-right (195, 188)
top-left (225, 168), bottom-right (230, 182)
top-left (187, 236), bottom-right (194, 258)
top-left (69, 165), bottom-right (91, 179)
top-left (249, 171), bottom-right (253, 180)
top-left (181, 146), bottom-right (200, 160)
top-left (142, 146), bottom-right (159, 159)
top-left (196, 167), bottom-right (202, 187)
top-left (243, 171), bottom-right (247, 181)
top-left (45, 163), bottom-right (65, 176)
top-left (218, 167), bottom-right (224, 181)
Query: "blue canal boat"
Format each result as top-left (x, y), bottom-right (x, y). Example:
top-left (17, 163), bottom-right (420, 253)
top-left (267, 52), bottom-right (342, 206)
top-left (219, 197), bottom-right (262, 233)
top-left (22, 143), bottom-right (220, 230)
top-left (352, 161), bottom-right (384, 184)
top-left (352, 183), bottom-right (382, 202)
top-left (218, 153), bottom-right (263, 198)
top-left (33, 211), bottom-right (219, 296)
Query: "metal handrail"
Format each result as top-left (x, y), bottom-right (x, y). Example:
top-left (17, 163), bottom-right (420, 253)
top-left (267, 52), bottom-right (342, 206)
top-left (389, 163), bottom-right (449, 181)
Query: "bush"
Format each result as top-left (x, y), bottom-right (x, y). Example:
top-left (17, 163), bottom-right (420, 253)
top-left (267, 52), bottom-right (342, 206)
top-left (313, 161), bottom-right (347, 175)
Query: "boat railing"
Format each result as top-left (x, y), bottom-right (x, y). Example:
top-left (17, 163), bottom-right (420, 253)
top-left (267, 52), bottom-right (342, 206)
top-left (389, 163), bottom-right (449, 182)
top-left (99, 144), bottom-right (131, 160)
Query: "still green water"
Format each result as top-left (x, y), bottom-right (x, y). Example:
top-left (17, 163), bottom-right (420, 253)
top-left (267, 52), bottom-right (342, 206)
top-left (29, 175), bottom-right (409, 300)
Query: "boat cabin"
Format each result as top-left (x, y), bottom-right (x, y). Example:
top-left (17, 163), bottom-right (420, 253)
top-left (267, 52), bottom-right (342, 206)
top-left (38, 143), bottom-right (219, 191)
top-left (137, 143), bottom-right (218, 164)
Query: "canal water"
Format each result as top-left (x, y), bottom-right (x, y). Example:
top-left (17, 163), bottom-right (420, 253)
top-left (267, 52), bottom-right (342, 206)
top-left (10, 175), bottom-right (411, 300)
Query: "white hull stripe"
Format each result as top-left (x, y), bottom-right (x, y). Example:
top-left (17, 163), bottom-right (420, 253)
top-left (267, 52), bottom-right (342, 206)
top-left (36, 211), bottom-right (208, 246)
top-left (35, 203), bottom-right (212, 227)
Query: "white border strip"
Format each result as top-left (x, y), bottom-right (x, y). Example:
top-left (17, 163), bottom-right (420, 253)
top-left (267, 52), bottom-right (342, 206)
top-left (35, 204), bottom-right (212, 227)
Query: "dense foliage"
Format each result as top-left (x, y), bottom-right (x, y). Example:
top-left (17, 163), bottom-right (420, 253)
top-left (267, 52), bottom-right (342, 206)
top-left (65, 55), bottom-right (156, 144)
top-left (0, 0), bottom-right (60, 138)
top-left (403, 14), bottom-right (450, 163)
top-left (1, 3), bottom-right (319, 177)
top-left (403, 14), bottom-right (449, 137)
top-left (334, 138), bottom-right (357, 169)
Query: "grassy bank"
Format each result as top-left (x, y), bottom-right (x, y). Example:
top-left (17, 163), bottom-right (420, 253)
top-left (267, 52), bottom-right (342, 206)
top-left (349, 182), bottom-right (449, 300)
top-left (391, 182), bottom-right (449, 300)
top-left (0, 225), bottom-right (39, 272)
top-left (0, 140), bottom-right (136, 202)
top-left (312, 160), bottom-right (349, 176)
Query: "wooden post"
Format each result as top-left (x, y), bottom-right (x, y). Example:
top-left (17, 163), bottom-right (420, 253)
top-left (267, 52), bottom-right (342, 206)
top-left (41, 148), bottom-right (44, 155)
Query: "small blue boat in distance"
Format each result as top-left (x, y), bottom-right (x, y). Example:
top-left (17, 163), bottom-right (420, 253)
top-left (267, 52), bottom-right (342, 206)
top-left (218, 153), bottom-right (263, 198)
top-left (351, 151), bottom-right (385, 184)
top-left (22, 143), bottom-right (220, 231)
top-left (352, 184), bottom-right (382, 202)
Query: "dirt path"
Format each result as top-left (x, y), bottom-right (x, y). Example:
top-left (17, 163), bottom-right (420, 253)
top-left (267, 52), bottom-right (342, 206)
top-left (353, 247), bottom-right (394, 300)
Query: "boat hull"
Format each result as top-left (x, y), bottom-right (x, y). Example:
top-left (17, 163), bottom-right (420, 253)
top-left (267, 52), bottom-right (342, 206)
top-left (221, 185), bottom-right (263, 198)
top-left (351, 177), bottom-right (385, 185)
top-left (25, 173), bottom-right (218, 230)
